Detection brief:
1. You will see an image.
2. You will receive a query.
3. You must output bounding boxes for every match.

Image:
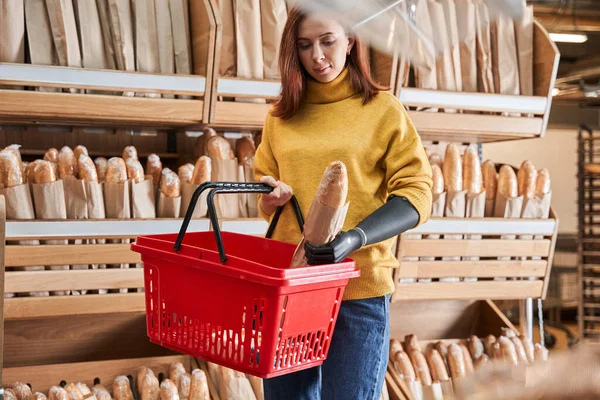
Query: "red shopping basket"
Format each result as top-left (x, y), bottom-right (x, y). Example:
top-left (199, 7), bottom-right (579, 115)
top-left (131, 182), bottom-right (359, 378)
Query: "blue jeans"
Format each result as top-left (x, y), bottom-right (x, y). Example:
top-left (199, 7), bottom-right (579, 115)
top-left (264, 294), bottom-right (391, 400)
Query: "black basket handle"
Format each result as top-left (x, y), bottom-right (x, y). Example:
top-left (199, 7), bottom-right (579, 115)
top-left (174, 182), bottom-right (304, 263)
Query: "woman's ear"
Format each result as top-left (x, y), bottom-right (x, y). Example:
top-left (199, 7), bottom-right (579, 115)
top-left (347, 35), bottom-right (355, 55)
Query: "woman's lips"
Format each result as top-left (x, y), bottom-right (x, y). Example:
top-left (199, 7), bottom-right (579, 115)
top-left (314, 65), bottom-right (331, 74)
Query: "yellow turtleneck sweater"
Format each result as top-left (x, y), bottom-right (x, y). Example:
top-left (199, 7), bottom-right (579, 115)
top-left (254, 68), bottom-right (433, 300)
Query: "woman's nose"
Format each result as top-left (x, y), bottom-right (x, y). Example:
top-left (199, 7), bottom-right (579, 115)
top-left (312, 45), bottom-right (324, 62)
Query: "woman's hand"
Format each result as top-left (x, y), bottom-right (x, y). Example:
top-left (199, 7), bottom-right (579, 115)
top-left (259, 176), bottom-right (293, 215)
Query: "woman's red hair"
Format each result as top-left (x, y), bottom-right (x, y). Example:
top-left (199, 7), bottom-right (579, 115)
top-left (272, 7), bottom-right (386, 120)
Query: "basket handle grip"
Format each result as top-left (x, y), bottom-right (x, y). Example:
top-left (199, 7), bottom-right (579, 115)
top-left (174, 182), bottom-right (304, 263)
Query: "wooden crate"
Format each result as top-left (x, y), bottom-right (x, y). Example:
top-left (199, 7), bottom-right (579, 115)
top-left (205, 17), bottom-right (559, 144)
top-left (0, 0), bottom-right (217, 129)
top-left (392, 209), bottom-right (559, 302)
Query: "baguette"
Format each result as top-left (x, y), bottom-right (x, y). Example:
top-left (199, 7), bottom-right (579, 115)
top-left (482, 160), bottom-right (497, 200)
top-left (94, 157), bottom-right (108, 182)
top-left (78, 154), bottom-right (98, 182)
top-left (159, 379), bottom-right (178, 400)
top-left (392, 350), bottom-right (416, 382)
top-left (113, 376), bottom-right (134, 400)
top-left (34, 160), bottom-right (58, 184)
top-left (194, 127), bottom-right (217, 157)
top-left (168, 362), bottom-right (186, 392)
top-left (534, 344), bottom-right (549, 362)
top-left (0, 149), bottom-right (24, 187)
top-left (178, 373), bottom-right (191, 400)
top-left (520, 335), bottom-right (535, 363)
top-left (468, 335), bottom-right (484, 360)
top-left (92, 385), bottom-right (111, 400)
top-left (191, 156), bottom-right (211, 185)
top-left (535, 168), bottom-right (551, 197)
top-left (473, 353), bottom-right (490, 369)
top-left (146, 154), bottom-right (163, 185)
top-left (137, 368), bottom-right (159, 400)
top-left (429, 153), bottom-right (443, 169)
top-left (463, 144), bottom-right (482, 195)
top-left (64, 383), bottom-right (85, 400)
top-left (510, 336), bottom-right (528, 363)
top-left (426, 348), bottom-right (449, 382)
top-left (443, 143), bottom-right (462, 192)
top-left (178, 163), bottom-right (194, 184)
top-left (32, 394), bottom-right (47, 400)
top-left (75, 384), bottom-right (91, 398)
top-left (123, 145), bottom-right (138, 161)
top-left (5, 144), bottom-right (23, 164)
top-left (190, 369), bottom-right (210, 400)
top-left (497, 165), bottom-right (518, 198)
top-left (501, 328), bottom-right (517, 338)
top-left (48, 388), bottom-right (68, 400)
top-left (448, 343), bottom-right (467, 379)
top-left (74, 145), bottom-right (88, 162)
top-left (161, 168), bottom-right (181, 198)
top-left (404, 334), bottom-right (420, 352)
top-left (498, 336), bottom-right (519, 365)
top-left (493, 342), bottom-right (503, 359)
top-left (59, 146), bottom-right (77, 178)
top-left (483, 335), bottom-right (496, 358)
top-left (12, 383), bottom-right (32, 400)
top-left (315, 161), bottom-right (348, 209)
top-left (518, 160), bottom-right (537, 199)
top-left (434, 341), bottom-right (449, 362)
top-left (106, 157), bottom-right (127, 184)
top-left (206, 135), bottom-right (234, 160)
top-left (432, 164), bottom-right (444, 195)
top-left (44, 148), bottom-right (59, 164)
top-left (235, 136), bottom-right (256, 167)
top-left (126, 158), bottom-right (145, 183)
top-left (460, 343), bottom-right (475, 374)
top-left (408, 348), bottom-right (432, 386)
top-left (390, 339), bottom-right (403, 359)
top-left (5, 390), bottom-right (17, 400)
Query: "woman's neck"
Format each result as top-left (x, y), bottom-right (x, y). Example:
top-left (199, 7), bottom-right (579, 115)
top-left (303, 68), bottom-right (359, 104)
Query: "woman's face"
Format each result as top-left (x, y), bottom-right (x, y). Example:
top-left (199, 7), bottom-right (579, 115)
top-left (296, 16), bottom-right (354, 83)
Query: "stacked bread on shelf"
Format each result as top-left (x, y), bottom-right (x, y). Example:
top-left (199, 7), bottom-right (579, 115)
top-left (388, 329), bottom-right (549, 400)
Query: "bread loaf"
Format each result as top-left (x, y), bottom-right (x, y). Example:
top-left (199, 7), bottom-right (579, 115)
top-left (12, 382), bottom-right (32, 400)
top-left (482, 160), bottom-right (497, 200)
top-left (235, 136), bottom-right (256, 167)
top-left (178, 163), bottom-right (194, 184)
top-left (123, 146), bottom-right (138, 161)
top-left (483, 335), bottom-right (496, 358)
top-left (32, 393), bottom-right (47, 400)
top-left (432, 164), bottom-right (444, 195)
top-left (404, 334), bottom-right (420, 352)
top-left (429, 153), bottom-right (443, 169)
top-left (194, 127), bottom-right (217, 157)
top-left (92, 385), bottom-right (111, 400)
top-left (48, 387), bottom-right (68, 400)
top-left (75, 384), bottom-right (91, 397)
top-left (460, 343), bottom-right (475, 374)
top-left (44, 148), bottom-right (59, 164)
top-left (408, 348), bottom-right (432, 386)
top-left (146, 154), bottom-right (162, 185)
top-left (390, 339), bottom-right (403, 359)
top-left (137, 368), bottom-right (159, 400)
top-left (468, 335), bottom-right (484, 360)
top-left (315, 161), bottom-right (348, 209)
top-left (5, 144), bottom-right (23, 164)
top-left (35, 160), bottom-right (58, 184)
top-left (113, 376), bottom-right (134, 400)
top-left (520, 335), bottom-right (535, 363)
top-left (126, 159), bottom-right (145, 183)
top-left (473, 353), bottom-right (490, 369)
top-left (64, 383), bottom-right (85, 400)
top-left (448, 343), bottom-right (466, 379)
top-left (534, 343), bottom-right (549, 362)
top-left (443, 143), bottom-right (462, 192)
top-left (498, 336), bottom-right (519, 365)
top-left (161, 168), bottom-right (181, 198)
top-left (426, 348), bottom-right (449, 382)
top-left (191, 156), bottom-right (211, 185)
top-left (492, 342), bottom-right (503, 359)
top-left (510, 336), bottom-right (528, 363)
top-left (190, 369), bottom-right (210, 400)
top-left (5, 389), bottom-right (17, 400)
top-left (106, 157), bottom-right (127, 184)
top-left (501, 328), bottom-right (517, 338)
top-left (535, 168), bottom-right (551, 197)
top-left (26, 160), bottom-right (40, 184)
top-left (518, 160), bottom-right (537, 199)
top-left (74, 145), bottom-right (88, 162)
top-left (94, 157), bottom-right (108, 182)
top-left (392, 350), bottom-right (416, 382)
top-left (434, 341), bottom-right (449, 361)
top-left (159, 379), bottom-right (178, 400)
top-left (178, 373), bottom-right (191, 399)
top-left (463, 144), bottom-right (482, 195)
top-left (206, 135), bottom-right (234, 160)
top-left (58, 146), bottom-right (77, 178)
top-left (497, 165), bottom-right (518, 198)
top-left (0, 150), bottom-right (24, 187)
top-left (78, 154), bottom-right (98, 182)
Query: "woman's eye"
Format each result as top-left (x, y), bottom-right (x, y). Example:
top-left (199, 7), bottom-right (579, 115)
top-left (298, 43), bottom-right (311, 50)
top-left (322, 40), bottom-right (335, 46)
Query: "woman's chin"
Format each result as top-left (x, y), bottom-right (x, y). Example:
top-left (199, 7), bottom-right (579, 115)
top-left (309, 70), bottom-right (338, 83)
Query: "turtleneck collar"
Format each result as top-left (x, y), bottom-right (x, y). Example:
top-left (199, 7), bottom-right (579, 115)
top-left (303, 68), bottom-right (359, 104)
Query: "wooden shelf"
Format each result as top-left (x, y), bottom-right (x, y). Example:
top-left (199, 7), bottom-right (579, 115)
top-left (19, 149), bottom-right (179, 159)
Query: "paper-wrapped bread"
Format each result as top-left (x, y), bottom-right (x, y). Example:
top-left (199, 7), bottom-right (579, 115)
top-left (0, 149), bottom-right (24, 187)
top-left (517, 160), bottom-right (537, 199)
top-left (178, 163), bottom-right (194, 184)
top-left (59, 146), bottom-right (77, 177)
top-left (106, 157), bottom-right (127, 184)
top-left (497, 166), bottom-right (518, 198)
top-left (146, 154), bottom-right (162, 185)
top-left (161, 169), bottom-right (181, 198)
top-left (44, 148), bottom-right (59, 164)
top-left (207, 136), bottom-right (234, 160)
top-left (78, 154), bottom-right (98, 182)
top-left (123, 146), bottom-right (138, 161)
top-left (34, 160), bottom-right (58, 184)
top-left (482, 160), bottom-right (497, 200)
top-left (463, 144), bottom-right (482, 195)
top-left (235, 136), bottom-right (255, 167)
top-left (535, 168), bottom-right (551, 197)
top-left (94, 157), bottom-right (108, 182)
top-left (191, 156), bottom-right (211, 185)
top-left (126, 159), bottom-right (145, 183)
top-left (443, 143), bottom-right (462, 192)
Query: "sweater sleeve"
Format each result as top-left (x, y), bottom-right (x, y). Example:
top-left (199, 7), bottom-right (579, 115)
top-left (383, 105), bottom-right (433, 226)
top-left (253, 112), bottom-right (279, 220)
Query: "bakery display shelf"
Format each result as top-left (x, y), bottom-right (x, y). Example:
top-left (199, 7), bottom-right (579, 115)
top-left (19, 149), bottom-right (179, 160)
top-left (207, 20), bottom-right (559, 145)
top-left (391, 209), bottom-right (559, 302)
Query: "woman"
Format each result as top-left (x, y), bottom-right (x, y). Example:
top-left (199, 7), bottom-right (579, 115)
top-left (253, 7), bottom-right (433, 400)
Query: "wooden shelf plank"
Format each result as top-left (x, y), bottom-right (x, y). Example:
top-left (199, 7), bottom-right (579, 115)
top-left (6, 269), bottom-right (143, 293)
top-left (0, 90), bottom-right (204, 128)
top-left (394, 281), bottom-right (544, 301)
top-left (6, 244), bottom-right (140, 267)
top-left (4, 293), bottom-right (145, 319)
top-left (20, 149), bottom-right (179, 159)
top-left (397, 260), bottom-right (547, 279)
top-left (402, 239), bottom-right (552, 258)
top-left (408, 217), bottom-right (556, 235)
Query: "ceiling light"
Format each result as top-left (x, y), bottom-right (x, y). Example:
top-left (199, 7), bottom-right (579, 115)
top-left (549, 33), bottom-right (588, 43)
top-left (552, 88), bottom-right (560, 96)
